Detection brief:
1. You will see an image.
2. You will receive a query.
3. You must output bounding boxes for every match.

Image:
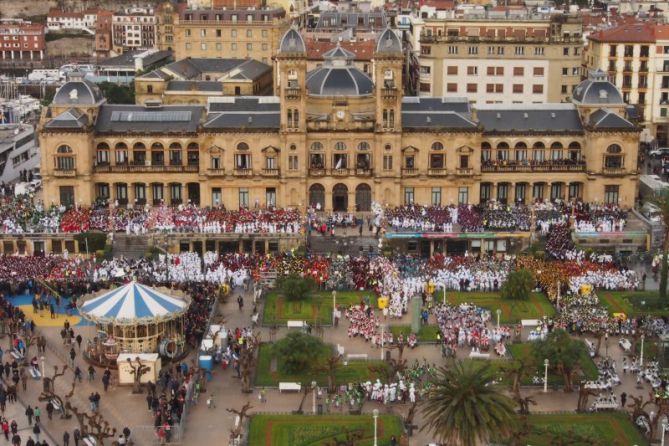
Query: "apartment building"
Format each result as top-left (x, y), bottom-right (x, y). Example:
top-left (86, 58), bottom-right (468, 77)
top-left (46, 9), bottom-right (103, 33)
top-left (587, 22), bottom-right (669, 144)
top-left (0, 20), bottom-right (46, 61)
top-left (172, 7), bottom-right (289, 65)
top-left (95, 10), bottom-right (113, 58)
top-left (417, 14), bottom-right (584, 104)
top-left (112, 6), bottom-right (157, 53)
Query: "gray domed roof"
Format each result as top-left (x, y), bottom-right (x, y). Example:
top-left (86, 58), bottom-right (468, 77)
top-left (306, 44), bottom-right (373, 96)
top-left (279, 28), bottom-right (306, 54)
top-left (376, 27), bottom-right (402, 54)
top-left (53, 72), bottom-right (103, 106)
top-left (572, 69), bottom-right (624, 105)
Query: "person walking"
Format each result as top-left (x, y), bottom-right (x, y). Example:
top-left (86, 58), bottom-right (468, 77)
top-left (69, 348), bottom-right (76, 367)
top-left (26, 436), bottom-right (35, 446)
top-left (102, 369), bottom-right (111, 392)
top-left (33, 407), bottom-right (40, 424)
top-left (75, 335), bottom-right (82, 351)
top-left (73, 429), bottom-right (81, 446)
top-left (32, 423), bottom-right (40, 442)
top-left (62, 431), bottom-right (70, 446)
top-left (11, 433), bottom-right (20, 446)
top-left (2, 418), bottom-right (8, 440)
top-left (25, 405), bottom-right (34, 426)
top-left (237, 295), bottom-right (244, 311)
top-left (45, 401), bottom-right (54, 421)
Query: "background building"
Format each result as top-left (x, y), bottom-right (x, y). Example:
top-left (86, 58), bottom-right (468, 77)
top-left (417, 13), bottom-right (583, 103)
top-left (0, 19), bottom-right (46, 61)
top-left (586, 22), bottom-right (669, 144)
top-left (112, 6), bottom-right (157, 54)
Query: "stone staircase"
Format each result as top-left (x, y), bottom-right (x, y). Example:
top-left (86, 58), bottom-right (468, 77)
top-left (112, 234), bottom-right (150, 259)
top-left (308, 235), bottom-right (379, 257)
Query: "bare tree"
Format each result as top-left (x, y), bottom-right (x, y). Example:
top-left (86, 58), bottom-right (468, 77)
top-left (68, 403), bottom-right (117, 445)
top-left (226, 402), bottom-right (253, 443)
top-left (239, 332), bottom-right (260, 393)
top-left (127, 357), bottom-right (150, 394)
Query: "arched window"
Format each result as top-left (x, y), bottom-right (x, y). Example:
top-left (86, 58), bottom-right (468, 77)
top-left (96, 143), bottom-right (110, 165)
top-left (310, 142), bottom-right (323, 151)
top-left (481, 142), bottom-right (491, 162)
top-left (237, 142), bottom-right (249, 151)
top-left (550, 142), bottom-right (563, 161)
top-left (287, 109), bottom-right (299, 129)
top-left (532, 142), bottom-right (545, 162)
top-left (151, 143), bottom-right (164, 166)
top-left (357, 142), bottom-right (370, 151)
top-left (133, 142), bottom-right (146, 165)
top-left (115, 142), bottom-right (128, 164)
top-left (605, 144), bottom-right (624, 169)
top-left (187, 143), bottom-right (199, 166)
top-left (431, 141), bottom-right (444, 151)
top-left (169, 142), bottom-right (182, 166)
top-left (334, 142), bottom-right (347, 151)
top-left (55, 145), bottom-right (75, 170)
top-left (496, 142), bottom-right (509, 161)
top-left (514, 142), bottom-right (527, 162)
top-left (568, 142), bottom-right (582, 162)
top-left (384, 144), bottom-right (392, 151)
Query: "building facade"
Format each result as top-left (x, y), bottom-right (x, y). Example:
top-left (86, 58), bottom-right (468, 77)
top-left (172, 7), bottom-right (289, 65)
top-left (586, 22), bottom-right (669, 144)
top-left (112, 6), bottom-right (157, 53)
top-left (417, 14), bottom-right (583, 103)
top-left (38, 29), bottom-right (640, 211)
top-left (0, 20), bottom-right (46, 61)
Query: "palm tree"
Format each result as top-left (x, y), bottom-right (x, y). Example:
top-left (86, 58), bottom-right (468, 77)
top-left (650, 190), bottom-right (669, 300)
top-left (420, 360), bottom-right (517, 446)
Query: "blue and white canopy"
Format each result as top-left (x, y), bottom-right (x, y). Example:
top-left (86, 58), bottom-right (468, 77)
top-left (80, 282), bottom-right (190, 324)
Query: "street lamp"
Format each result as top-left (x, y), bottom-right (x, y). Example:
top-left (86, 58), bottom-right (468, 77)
top-left (543, 359), bottom-right (549, 393)
top-left (312, 381), bottom-right (317, 414)
top-left (332, 291), bottom-right (337, 325)
top-left (496, 309), bottom-right (501, 328)
top-left (373, 408), bottom-right (379, 446)
top-left (380, 325), bottom-right (386, 360)
top-left (662, 421), bottom-right (668, 446)
top-left (441, 283), bottom-right (446, 305)
top-left (640, 334), bottom-right (646, 367)
top-left (556, 280), bottom-right (561, 310)
top-left (40, 356), bottom-right (45, 378)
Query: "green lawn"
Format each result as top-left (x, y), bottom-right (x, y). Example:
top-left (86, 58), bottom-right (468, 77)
top-left (598, 290), bottom-right (668, 317)
top-left (445, 292), bottom-right (555, 323)
top-left (517, 413), bottom-right (648, 446)
top-left (508, 342), bottom-right (598, 385)
top-left (248, 415), bottom-right (403, 446)
top-left (389, 324), bottom-right (440, 342)
top-left (263, 290), bottom-right (369, 326)
top-left (255, 343), bottom-right (389, 387)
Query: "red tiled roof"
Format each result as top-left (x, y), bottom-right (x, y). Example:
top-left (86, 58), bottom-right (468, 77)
top-left (305, 38), bottom-right (375, 61)
top-left (589, 22), bottom-right (669, 42)
top-left (48, 9), bottom-right (84, 19)
top-left (421, 0), bottom-right (455, 10)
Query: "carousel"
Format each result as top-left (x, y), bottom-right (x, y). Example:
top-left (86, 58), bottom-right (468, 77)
top-left (79, 281), bottom-right (191, 365)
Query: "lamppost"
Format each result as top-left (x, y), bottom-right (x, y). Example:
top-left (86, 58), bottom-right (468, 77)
top-left (40, 356), bottom-right (45, 377)
top-left (373, 408), bottom-right (379, 446)
top-left (661, 421), bottom-right (668, 446)
top-left (640, 334), bottom-right (646, 367)
top-left (543, 359), bottom-right (549, 393)
top-left (312, 381), bottom-right (317, 414)
top-left (441, 283), bottom-right (446, 305)
top-left (496, 309), bottom-right (501, 328)
top-left (556, 280), bottom-right (561, 311)
top-left (332, 291), bottom-right (337, 325)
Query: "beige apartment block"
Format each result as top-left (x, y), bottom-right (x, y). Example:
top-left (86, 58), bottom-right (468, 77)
top-left (417, 14), bottom-right (583, 104)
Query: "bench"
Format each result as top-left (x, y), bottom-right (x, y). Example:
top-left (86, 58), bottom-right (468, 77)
top-left (287, 321), bottom-right (305, 329)
top-left (279, 382), bottom-right (301, 393)
top-left (50, 398), bottom-right (61, 413)
top-left (337, 344), bottom-right (345, 357)
top-left (521, 319), bottom-right (540, 327)
top-left (345, 353), bottom-right (368, 361)
top-left (82, 437), bottom-right (96, 446)
top-left (469, 351), bottom-right (491, 359)
top-left (10, 350), bottom-right (22, 360)
top-left (619, 338), bottom-right (632, 352)
top-left (29, 368), bottom-right (41, 380)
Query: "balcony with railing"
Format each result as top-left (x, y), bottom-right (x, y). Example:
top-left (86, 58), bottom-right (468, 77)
top-left (233, 168), bottom-right (253, 176)
top-left (54, 168), bottom-right (77, 177)
top-left (262, 168), bottom-right (279, 177)
top-left (402, 168), bottom-right (419, 177)
top-left (206, 168), bottom-right (225, 176)
top-left (309, 167), bottom-right (326, 176)
top-left (427, 168), bottom-right (448, 176)
top-left (601, 167), bottom-right (626, 176)
top-left (455, 167), bottom-right (474, 175)
top-left (93, 164), bottom-right (199, 173)
top-left (480, 160), bottom-right (586, 172)
top-left (355, 168), bottom-right (373, 176)
top-left (331, 168), bottom-right (350, 177)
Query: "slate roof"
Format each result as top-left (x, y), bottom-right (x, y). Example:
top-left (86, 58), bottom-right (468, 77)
top-left (279, 28), bottom-right (306, 54)
top-left (477, 104), bottom-right (584, 133)
top-left (94, 105), bottom-right (203, 133)
top-left (207, 97), bottom-right (280, 113)
top-left (97, 50), bottom-right (172, 69)
top-left (589, 108), bottom-right (635, 129)
top-left (401, 97), bottom-right (476, 130)
top-left (45, 108), bottom-right (89, 129)
top-left (572, 70), bottom-right (624, 105)
top-left (306, 67), bottom-right (374, 96)
top-left (53, 75), bottom-right (104, 106)
top-left (162, 58), bottom-right (268, 80)
top-left (376, 27), bottom-right (403, 54)
top-left (226, 59), bottom-right (272, 80)
top-left (204, 97), bottom-right (280, 130)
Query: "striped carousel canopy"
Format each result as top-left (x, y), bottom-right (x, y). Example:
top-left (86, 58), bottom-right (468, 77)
top-left (80, 282), bottom-right (189, 323)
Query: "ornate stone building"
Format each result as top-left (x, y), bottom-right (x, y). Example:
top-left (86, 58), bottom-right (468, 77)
top-left (38, 29), bottom-right (640, 211)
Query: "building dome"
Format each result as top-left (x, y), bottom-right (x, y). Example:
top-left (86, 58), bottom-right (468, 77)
top-left (279, 27), bottom-right (306, 54)
top-left (572, 69), bottom-right (624, 105)
top-left (306, 43), bottom-right (373, 96)
top-left (52, 71), bottom-right (104, 106)
top-left (376, 27), bottom-right (402, 54)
